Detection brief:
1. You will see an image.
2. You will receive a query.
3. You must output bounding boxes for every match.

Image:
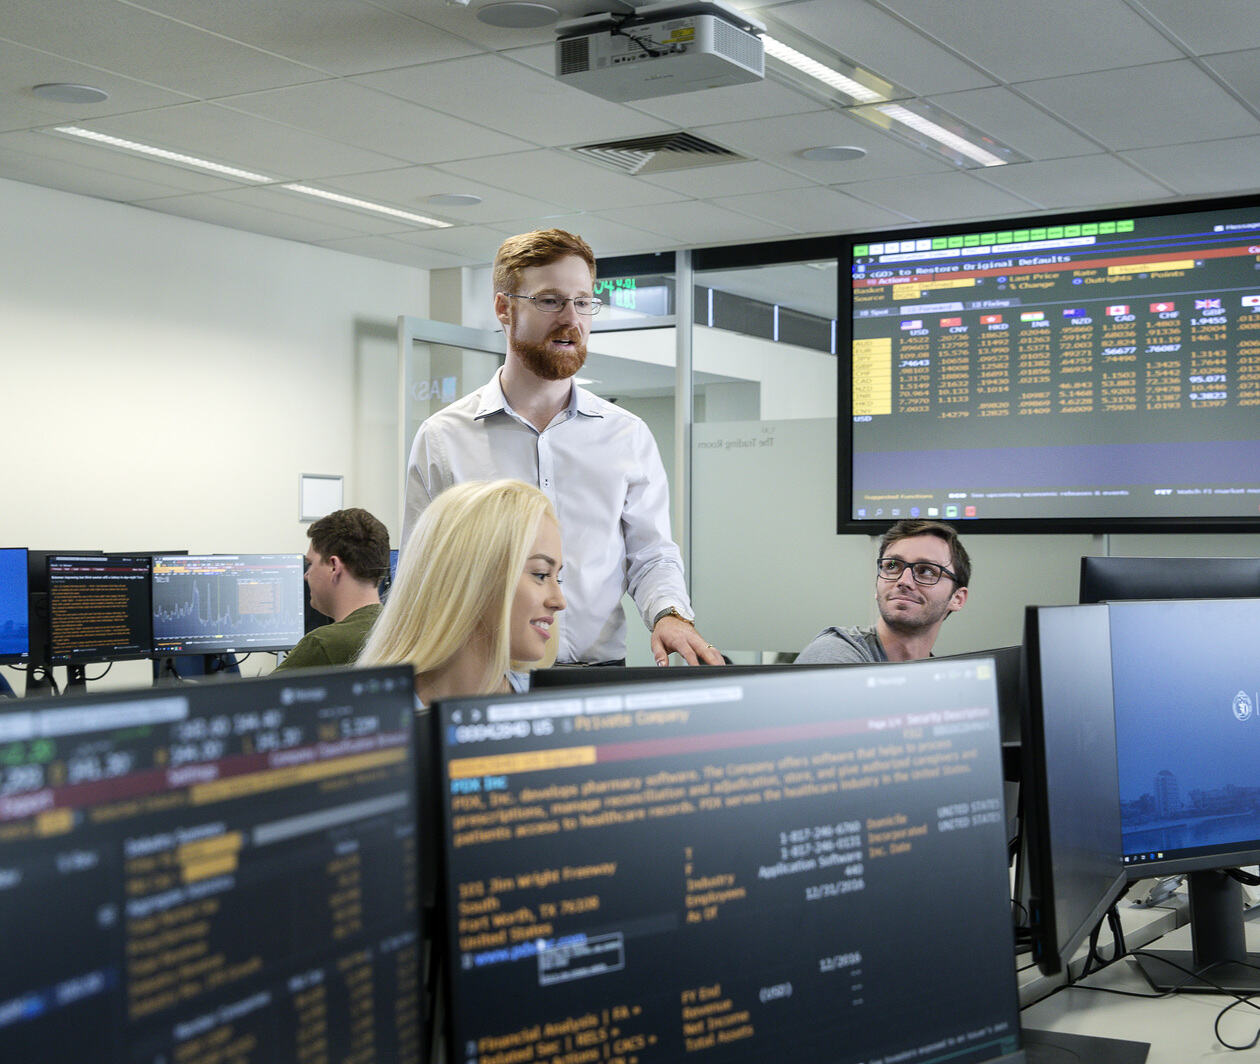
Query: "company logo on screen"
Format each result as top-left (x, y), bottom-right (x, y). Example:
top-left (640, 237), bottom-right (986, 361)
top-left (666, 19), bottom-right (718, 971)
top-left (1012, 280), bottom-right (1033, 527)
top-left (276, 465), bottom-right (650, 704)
top-left (1233, 690), bottom-right (1254, 722)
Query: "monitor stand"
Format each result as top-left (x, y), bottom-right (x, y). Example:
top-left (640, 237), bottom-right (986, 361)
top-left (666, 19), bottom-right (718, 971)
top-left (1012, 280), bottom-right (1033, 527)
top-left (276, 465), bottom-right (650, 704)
top-left (1132, 869), bottom-right (1260, 993)
top-left (1021, 1027), bottom-right (1149, 1063)
top-left (64, 664), bottom-right (87, 693)
top-left (24, 666), bottom-right (56, 696)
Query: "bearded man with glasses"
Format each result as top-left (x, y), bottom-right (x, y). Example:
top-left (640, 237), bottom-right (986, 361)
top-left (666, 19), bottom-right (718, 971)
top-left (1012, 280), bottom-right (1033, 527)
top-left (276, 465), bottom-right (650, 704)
top-left (402, 228), bottom-right (721, 669)
top-left (796, 519), bottom-right (971, 665)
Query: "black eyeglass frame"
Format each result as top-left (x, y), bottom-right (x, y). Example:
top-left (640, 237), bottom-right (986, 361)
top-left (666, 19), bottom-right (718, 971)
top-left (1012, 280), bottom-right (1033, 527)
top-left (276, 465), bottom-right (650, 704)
top-left (500, 292), bottom-right (604, 315)
top-left (875, 556), bottom-right (960, 587)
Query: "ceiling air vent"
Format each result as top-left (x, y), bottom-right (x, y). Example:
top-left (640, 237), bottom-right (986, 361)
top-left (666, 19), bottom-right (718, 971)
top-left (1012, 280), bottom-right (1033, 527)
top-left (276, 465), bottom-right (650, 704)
top-left (569, 132), bottom-right (745, 175)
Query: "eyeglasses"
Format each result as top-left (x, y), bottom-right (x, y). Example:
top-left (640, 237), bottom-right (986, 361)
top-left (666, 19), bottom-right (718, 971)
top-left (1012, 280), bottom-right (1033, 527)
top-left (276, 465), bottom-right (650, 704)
top-left (502, 292), bottom-right (603, 315)
top-left (876, 557), bottom-right (958, 586)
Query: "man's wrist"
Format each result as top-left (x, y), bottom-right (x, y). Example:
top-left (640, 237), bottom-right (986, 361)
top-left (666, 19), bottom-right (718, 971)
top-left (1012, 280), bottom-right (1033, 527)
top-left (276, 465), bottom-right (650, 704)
top-left (653, 606), bottom-right (694, 629)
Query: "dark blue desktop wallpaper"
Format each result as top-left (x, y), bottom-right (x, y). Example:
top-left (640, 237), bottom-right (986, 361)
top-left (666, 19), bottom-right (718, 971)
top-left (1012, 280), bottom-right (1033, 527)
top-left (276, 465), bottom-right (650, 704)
top-left (1111, 599), bottom-right (1260, 859)
top-left (0, 548), bottom-right (29, 660)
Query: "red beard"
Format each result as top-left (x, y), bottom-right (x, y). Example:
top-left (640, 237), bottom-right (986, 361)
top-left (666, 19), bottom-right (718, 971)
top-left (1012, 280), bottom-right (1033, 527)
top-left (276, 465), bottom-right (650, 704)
top-left (511, 321), bottom-right (587, 381)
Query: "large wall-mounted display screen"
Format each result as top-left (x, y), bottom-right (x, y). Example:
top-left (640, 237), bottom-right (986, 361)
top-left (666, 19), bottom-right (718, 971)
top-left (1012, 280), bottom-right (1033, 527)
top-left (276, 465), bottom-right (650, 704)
top-left (842, 195), bottom-right (1260, 532)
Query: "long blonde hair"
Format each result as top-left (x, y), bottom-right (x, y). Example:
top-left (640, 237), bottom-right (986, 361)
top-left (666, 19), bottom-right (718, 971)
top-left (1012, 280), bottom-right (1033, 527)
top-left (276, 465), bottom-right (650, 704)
top-left (358, 479), bottom-right (555, 694)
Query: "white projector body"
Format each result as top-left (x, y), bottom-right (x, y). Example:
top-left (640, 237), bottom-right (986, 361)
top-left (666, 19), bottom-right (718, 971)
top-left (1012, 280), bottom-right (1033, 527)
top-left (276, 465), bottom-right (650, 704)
top-left (556, 10), bottom-right (764, 102)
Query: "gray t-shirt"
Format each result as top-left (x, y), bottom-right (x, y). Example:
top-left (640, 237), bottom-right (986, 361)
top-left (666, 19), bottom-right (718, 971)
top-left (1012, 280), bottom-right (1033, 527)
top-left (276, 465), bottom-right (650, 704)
top-left (796, 624), bottom-right (887, 665)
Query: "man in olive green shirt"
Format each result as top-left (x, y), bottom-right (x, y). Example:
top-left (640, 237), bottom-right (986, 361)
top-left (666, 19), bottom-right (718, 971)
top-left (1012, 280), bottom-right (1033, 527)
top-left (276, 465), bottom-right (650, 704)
top-left (275, 508), bottom-right (390, 672)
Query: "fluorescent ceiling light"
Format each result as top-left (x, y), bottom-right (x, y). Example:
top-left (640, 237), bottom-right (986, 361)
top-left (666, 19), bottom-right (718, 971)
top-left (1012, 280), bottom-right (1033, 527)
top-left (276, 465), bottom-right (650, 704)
top-left (872, 103), bottom-right (1007, 167)
top-left (761, 36), bottom-right (886, 104)
top-left (282, 184), bottom-right (452, 229)
top-left (50, 125), bottom-right (273, 182)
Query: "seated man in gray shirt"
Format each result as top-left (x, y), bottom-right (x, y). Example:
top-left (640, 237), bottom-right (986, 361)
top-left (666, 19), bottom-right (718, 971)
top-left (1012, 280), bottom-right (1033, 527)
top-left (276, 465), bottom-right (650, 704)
top-left (797, 519), bottom-right (970, 664)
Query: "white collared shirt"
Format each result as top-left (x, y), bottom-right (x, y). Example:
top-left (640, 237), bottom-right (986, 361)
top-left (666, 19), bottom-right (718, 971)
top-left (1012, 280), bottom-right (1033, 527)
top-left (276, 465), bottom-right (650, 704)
top-left (402, 369), bottom-right (692, 663)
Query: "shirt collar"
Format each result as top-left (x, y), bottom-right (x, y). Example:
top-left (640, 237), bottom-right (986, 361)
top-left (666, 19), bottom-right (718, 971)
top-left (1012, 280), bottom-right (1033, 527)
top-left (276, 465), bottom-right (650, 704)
top-left (474, 368), bottom-right (602, 422)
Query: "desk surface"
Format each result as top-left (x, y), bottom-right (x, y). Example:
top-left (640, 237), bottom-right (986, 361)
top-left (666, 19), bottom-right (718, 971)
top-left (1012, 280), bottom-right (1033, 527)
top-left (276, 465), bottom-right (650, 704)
top-left (1021, 903), bottom-right (1260, 1063)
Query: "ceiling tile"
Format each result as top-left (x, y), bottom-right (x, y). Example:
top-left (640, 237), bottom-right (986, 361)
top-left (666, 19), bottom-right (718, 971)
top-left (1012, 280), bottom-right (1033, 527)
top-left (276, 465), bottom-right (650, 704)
top-left (219, 80), bottom-right (530, 164)
top-left (485, 212), bottom-right (670, 257)
top-left (753, 0), bottom-right (994, 95)
top-left (837, 170), bottom-right (1036, 222)
top-left (79, 102), bottom-right (409, 180)
top-left (711, 185), bottom-right (907, 234)
top-left (694, 109), bottom-right (952, 183)
top-left (923, 85), bottom-right (1100, 160)
top-left (1138, 0), bottom-right (1260, 54)
top-left (125, 0), bottom-right (480, 75)
top-left (316, 232), bottom-right (472, 269)
top-left (0, 139), bottom-right (201, 202)
top-left (0, 38), bottom-right (193, 134)
top-left (436, 149), bottom-right (688, 211)
top-left (388, 223), bottom-right (521, 261)
top-left (132, 188), bottom-right (370, 242)
top-left (0, 0), bottom-right (327, 97)
top-left (316, 165), bottom-right (568, 224)
top-left (879, 0), bottom-right (1182, 82)
top-left (194, 184), bottom-right (429, 235)
top-left (638, 160), bottom-right (811, 198)
top-left (0, 127), bottom-right (237, 194)
top-left (1204, 49), bottom-right (1260, 112)
top-left (600, 198), bottom-right (794, 245)
top-left (353, 54), bottom-right (673, 146)
top-left (1018, 61), bottom-right (1260, 150)
top-left (1120, 136), bottom-right (1260, 196)
top-left (980, 155), bottom-right (1174, 209)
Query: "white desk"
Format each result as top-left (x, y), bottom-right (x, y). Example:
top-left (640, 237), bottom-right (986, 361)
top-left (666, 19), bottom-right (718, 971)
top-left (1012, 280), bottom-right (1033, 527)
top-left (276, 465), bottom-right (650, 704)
top-left (1021, 900), bottom-right (1260, 1062)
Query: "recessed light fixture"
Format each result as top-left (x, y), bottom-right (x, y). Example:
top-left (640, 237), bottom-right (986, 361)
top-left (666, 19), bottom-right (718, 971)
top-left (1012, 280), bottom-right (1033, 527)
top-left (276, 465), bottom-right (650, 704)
top-left (48, 125), bottom-right (273, 181)
top-left (853, 102), bottom-right (1019, 168)
top-left (476, 2), bottom-right (560, 28)
top-left (283, 185), bottom-right (453, 228)
top-left (761, 36), bottom-right (888, 105)
top-left (800, 145), bottom-right (867, 163)
top-left (32, 83), bottom-right (109, 104)
top-left (427, 193), bottom-right (483, 207)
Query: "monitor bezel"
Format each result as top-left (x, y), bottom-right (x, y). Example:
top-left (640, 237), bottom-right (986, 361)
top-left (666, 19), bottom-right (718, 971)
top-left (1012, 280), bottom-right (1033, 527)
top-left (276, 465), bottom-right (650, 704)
top-left (838, 191), bottom-right (1260, 536)
top-left (1079, 555), bottom-right (1260, 604)
top-left (45, 553), bottom-right (154, 666)
top-left (150, 552), bottom-right (306, 656)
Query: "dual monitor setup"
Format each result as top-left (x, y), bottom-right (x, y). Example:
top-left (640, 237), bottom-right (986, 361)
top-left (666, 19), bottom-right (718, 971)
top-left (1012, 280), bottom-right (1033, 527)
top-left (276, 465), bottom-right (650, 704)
top-left (2, 554), bottom-right (1258, 1063)
top-left (1, 549), bottom-right (313, 692)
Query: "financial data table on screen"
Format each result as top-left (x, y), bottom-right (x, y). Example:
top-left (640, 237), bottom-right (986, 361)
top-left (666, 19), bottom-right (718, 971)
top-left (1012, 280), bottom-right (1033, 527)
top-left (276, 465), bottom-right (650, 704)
top-left (436, 661), bottom-right (1019, 1064)
top-left (0, 666), bottom-right (420, 1063)
top-left (152, 554), bottom-right (304, 654)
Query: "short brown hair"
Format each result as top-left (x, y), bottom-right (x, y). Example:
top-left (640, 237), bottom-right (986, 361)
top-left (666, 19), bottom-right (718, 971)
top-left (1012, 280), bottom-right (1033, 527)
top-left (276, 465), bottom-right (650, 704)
top-left (878, 519), bottom-right (971, 588)
top-left (493, 228), bottom-right (596, 295)
top-left (307, 508), bottom-right (390, 584)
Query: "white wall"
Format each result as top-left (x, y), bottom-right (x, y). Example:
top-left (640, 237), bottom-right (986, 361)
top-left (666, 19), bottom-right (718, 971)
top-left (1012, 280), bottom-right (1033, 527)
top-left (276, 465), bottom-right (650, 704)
top-left (0, 177), bottom-right (427, 686)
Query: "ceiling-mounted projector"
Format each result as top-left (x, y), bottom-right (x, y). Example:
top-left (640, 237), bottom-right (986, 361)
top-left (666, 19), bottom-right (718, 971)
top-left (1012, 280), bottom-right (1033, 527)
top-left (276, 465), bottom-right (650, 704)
top-left (556, 0), bottom-right (765, 102)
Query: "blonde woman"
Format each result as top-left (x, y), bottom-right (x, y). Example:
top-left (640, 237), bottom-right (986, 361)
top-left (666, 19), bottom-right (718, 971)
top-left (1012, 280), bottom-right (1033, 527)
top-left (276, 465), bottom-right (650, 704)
top-left (358, 479), bottom-right (564, 706)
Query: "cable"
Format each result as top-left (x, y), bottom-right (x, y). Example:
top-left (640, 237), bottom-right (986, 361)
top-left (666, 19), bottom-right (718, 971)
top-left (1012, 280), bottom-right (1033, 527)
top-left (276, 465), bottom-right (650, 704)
top-left (84, 662), bottom-right (114, 682)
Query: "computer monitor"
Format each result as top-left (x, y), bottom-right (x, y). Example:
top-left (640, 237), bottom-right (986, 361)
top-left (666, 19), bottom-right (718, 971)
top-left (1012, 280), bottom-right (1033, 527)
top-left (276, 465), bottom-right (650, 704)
top-left (46, 555), bottom-right (153, 666)
top-left (1020, 605), bottom-right (1127, 977)
top-left (1079, 555), bottom-right (1260, 603)
top-left (0, 548), bottom-right (29, 665)
top-left (532, 646), bottom-right (1026, 746)
top-left (434, 660), bottom-right (1023, 1064)
top-left (0, 665), bottom-right (420, 1061)
top-left (1109, 597), bottom-right (1260, 992)
top-left (152, 554), bottom-right (305, 655)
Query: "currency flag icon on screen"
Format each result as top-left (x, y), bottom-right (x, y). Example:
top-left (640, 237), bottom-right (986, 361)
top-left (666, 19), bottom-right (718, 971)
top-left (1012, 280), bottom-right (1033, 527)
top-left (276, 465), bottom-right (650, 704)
top-left (1106, 304), bottom-right (1129, 316)
top-left (1242, 295), bottom-right (1260, 307)
top-left (939, 317), bottom-right (962, 327)
top-left (1196, 298), bottom-right (1221, 310)
top-left (980, 314), bottom-right (1002, 324)
top-left (1149, 301), bottom-right (1175, 313)
top-left (901, 319), bottom-right (923, 329)
top-left (1063, 308), bottom-right (1085, 317)
top-left (1020, 311), bottom-right (1044, 321)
